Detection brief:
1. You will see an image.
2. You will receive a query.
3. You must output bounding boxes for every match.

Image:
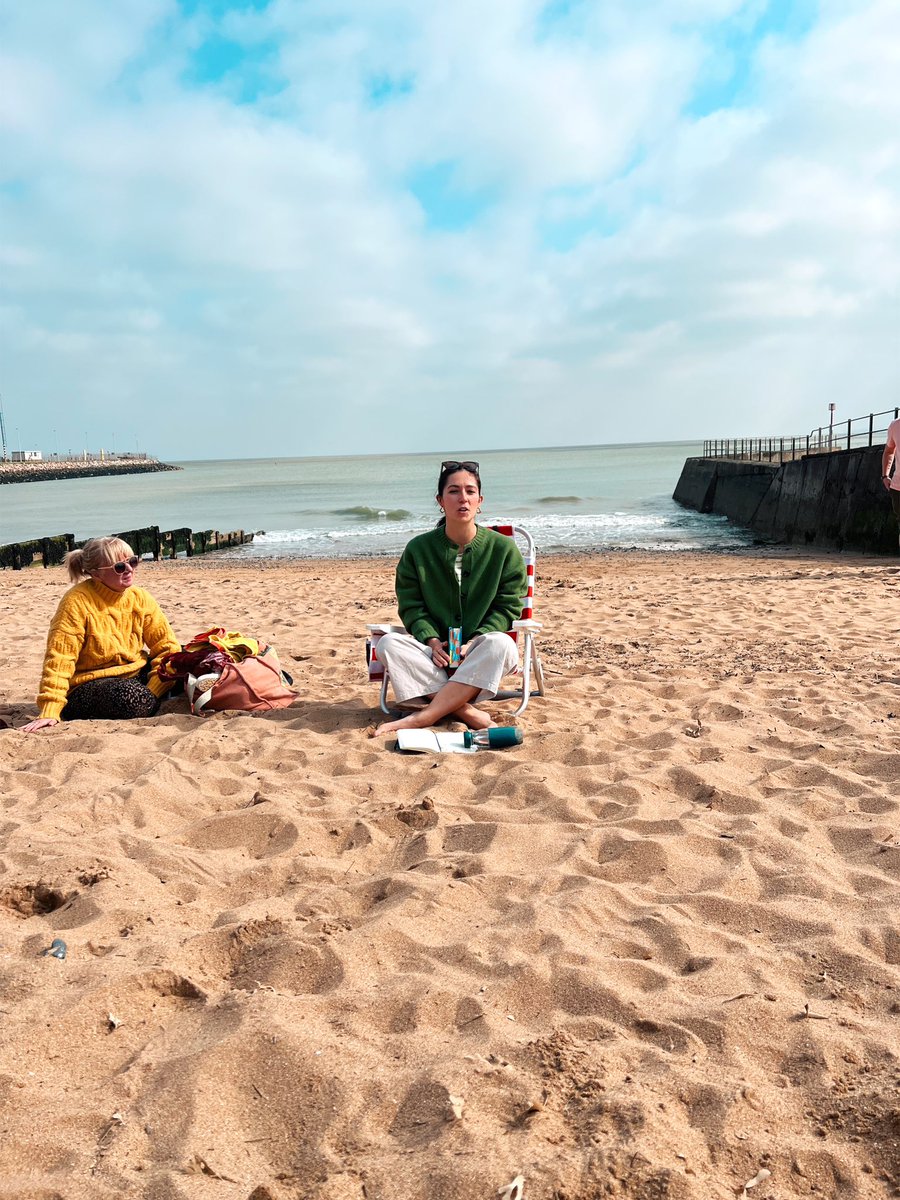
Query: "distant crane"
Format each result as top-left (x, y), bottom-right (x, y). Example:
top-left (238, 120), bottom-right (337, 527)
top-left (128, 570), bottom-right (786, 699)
top-left (0, 395), bottom-right (7, 461)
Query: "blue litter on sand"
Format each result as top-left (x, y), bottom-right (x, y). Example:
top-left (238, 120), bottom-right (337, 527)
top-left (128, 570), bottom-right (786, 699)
top-left (43, 938), bottom-right (67, 960)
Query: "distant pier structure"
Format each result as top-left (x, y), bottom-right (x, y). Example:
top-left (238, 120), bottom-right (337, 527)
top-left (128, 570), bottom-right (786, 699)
top-left (674, 407), bottom-right (899, 554)
top-left (0, 454), bottom-right (181, 485)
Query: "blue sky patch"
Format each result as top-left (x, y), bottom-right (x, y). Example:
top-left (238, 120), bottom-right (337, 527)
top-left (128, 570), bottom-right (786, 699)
top-left (408, 162), bottom-right (497, 231)
top-left (178, 0), bottom-right (272, 16)
top-left (0, 179), bottom-right (29, 201)
top-left (184, 33), bottom-right (282, 102)
top-left (535, 0), bottom-right (585, 42)
top-left (755, 0), bottom-right (819, 41)
top-left (367, 73), bottom-right (415, 107)
top-left (539, 203), bottom-right (625, 251)
top-left (687, 0), bottom-right (818, 117)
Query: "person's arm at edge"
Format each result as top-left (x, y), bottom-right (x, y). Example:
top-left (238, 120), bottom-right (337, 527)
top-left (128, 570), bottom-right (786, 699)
top-left (882, 431), bottom-right (896, 489)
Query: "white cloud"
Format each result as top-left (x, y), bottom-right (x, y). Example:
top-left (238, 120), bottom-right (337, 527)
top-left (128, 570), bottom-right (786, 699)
top-left (0, 0), bottom-right (898, 458)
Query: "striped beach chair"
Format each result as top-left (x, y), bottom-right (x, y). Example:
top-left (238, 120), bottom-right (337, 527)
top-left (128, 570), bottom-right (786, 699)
top-left (367, 524), bottom-right (545, 716)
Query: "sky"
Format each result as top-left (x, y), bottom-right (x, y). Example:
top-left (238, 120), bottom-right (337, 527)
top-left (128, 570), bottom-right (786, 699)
top-left (1, 0), bottom-right (898, 461)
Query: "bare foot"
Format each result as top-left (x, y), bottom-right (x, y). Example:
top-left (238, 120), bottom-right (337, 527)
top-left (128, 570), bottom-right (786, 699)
top-left (373, 703), bottom-right (494, 737)
top-left (453, 703), bottom-right (493, 730)
top-left (372, 711), bottom-right (435, 736)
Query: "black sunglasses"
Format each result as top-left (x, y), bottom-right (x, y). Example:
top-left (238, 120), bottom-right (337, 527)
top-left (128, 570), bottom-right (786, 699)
top-left (100, 556), bottom-right (140, 574)
top-left (441, 460), bottom-right (480, 474)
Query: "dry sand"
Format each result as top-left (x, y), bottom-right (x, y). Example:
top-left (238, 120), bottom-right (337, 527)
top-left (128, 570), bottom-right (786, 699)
top-left (0, 551), bottom-right (898, 1200)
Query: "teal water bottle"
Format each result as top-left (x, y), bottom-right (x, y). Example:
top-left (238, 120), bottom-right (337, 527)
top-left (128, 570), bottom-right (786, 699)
top-left (463, 727), bottom-right (523, 750)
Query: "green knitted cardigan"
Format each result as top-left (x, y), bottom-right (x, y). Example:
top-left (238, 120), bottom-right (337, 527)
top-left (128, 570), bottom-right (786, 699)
top-left (395, 525), bottom-right (527, 645)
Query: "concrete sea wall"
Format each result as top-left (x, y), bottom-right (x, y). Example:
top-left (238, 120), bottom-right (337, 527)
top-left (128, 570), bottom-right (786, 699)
top-left (673, 446), bottom-right (897, 554)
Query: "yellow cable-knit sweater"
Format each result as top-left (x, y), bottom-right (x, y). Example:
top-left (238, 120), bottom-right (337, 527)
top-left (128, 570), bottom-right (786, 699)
top-left (37, 579), bottom-right (180, 720)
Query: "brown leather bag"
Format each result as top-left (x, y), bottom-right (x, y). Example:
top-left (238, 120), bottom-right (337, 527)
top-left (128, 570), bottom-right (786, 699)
top-left (189, 646), bottom-right (297, 715)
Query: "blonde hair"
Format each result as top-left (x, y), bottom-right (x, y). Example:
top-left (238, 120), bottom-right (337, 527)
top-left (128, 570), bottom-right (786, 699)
top-left (64, 537), bottom-right (134, 584)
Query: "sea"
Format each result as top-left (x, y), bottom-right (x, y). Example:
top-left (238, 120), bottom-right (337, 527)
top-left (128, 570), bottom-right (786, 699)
top-left (0, 442), bottom-right (755, 558)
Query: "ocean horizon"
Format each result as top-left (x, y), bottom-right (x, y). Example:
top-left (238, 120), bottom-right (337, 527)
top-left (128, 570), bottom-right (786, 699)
top-left (1, 441), bottom-right (755, 556)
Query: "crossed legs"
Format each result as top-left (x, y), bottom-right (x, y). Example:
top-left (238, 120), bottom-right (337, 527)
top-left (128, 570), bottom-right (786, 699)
top-left (371, 631), bottom-right (515, 736)
top-left (372, 680), bottom-right (491, 736)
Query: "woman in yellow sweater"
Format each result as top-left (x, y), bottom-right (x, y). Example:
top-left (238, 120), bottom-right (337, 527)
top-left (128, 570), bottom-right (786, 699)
top-left (22, 536), bottom-right (180, 733)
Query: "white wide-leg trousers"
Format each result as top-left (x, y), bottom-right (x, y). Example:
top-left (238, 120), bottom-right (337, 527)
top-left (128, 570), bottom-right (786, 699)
top-left (376, 631), bottom-right (518, 704)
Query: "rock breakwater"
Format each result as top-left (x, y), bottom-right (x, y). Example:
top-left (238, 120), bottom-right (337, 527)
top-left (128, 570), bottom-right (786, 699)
top-left (0, 458), bottom-right (180, 485)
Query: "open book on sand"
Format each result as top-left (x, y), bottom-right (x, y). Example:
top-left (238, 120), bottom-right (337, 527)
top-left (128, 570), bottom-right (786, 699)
top-left (395, 729), bottom-right (475, 753)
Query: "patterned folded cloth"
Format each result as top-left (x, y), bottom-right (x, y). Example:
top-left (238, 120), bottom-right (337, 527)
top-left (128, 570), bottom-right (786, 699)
top-left (157, 645), bottom-right (231, 681)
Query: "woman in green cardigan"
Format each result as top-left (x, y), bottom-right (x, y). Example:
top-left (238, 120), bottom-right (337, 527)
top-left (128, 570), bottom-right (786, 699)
top-left (373, 461), bottom-right (526, 736)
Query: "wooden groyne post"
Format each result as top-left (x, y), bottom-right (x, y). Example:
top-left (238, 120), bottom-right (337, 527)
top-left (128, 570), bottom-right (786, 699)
top-left (0, 534), bottom-right (74, 571)
top-left (0, 526), bottom-right (255, 571)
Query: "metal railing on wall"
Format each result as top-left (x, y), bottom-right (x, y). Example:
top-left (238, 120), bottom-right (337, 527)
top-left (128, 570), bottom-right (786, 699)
top-left (705, 407), bottom-right (899, 464)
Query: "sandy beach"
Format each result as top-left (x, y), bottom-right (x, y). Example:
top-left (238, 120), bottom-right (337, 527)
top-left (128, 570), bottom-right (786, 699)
top-left (0, 551), bottom-right (898, 1200)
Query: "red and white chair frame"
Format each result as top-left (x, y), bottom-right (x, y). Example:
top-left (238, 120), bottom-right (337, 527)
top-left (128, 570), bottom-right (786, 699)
top-left (367, 524), bottom-right (545, 716)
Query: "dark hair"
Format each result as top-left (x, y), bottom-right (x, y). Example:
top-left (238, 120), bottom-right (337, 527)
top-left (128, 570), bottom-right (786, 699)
top-left (435, 461), bottom-right (482, 526)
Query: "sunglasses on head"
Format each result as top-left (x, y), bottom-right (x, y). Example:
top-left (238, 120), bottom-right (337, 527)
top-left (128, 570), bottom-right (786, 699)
top-left (441, 460), bottom-right (480, 474)
top-left (100, 556), bottom-right (140, 574)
